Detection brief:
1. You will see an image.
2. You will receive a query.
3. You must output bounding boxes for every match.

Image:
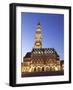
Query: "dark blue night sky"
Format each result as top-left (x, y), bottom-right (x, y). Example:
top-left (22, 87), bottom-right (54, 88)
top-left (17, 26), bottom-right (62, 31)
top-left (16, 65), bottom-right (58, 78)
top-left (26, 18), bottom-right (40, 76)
top-left (21, 12), bottom-right (64, 60)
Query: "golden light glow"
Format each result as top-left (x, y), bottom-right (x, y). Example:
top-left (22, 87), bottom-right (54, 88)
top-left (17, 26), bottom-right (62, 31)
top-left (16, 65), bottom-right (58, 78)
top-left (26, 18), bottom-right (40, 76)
top-left (55, 67), bottom-right (58, 71)
top-left (21, 22), bottom-right (64, 74)
top-left (21, 63), bottom-right (63, 73)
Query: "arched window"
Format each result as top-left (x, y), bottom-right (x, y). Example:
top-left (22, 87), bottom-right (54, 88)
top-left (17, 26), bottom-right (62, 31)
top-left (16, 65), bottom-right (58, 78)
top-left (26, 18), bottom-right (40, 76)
top-left (46, 67), bottom-right (50, 71)
top-left (42, 67), bottom-right (44, 71)
top-left (34, 67), bottom-right (36, 72)
top-left (37, 67), bottom-right (41, 72)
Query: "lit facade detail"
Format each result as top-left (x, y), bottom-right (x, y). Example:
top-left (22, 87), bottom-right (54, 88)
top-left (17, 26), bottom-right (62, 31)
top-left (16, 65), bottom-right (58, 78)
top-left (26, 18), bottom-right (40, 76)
top-left (34, 22), bottom-right (42, 48)
top-left (21, 22), bottom-right (64, 76)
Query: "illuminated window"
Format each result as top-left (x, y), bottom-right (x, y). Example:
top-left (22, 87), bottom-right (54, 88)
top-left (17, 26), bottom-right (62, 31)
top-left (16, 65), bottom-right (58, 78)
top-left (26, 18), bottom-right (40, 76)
top-left (55, 67), bottom-right (58, 71)
top-left (38, 51), bottom-right (40, 54)
top-left (35, 51), bottom-right (37, 54)
top-left (41, 51), bottom-right (43, 54)
top-left (44, 50), bottom-right (47, 54)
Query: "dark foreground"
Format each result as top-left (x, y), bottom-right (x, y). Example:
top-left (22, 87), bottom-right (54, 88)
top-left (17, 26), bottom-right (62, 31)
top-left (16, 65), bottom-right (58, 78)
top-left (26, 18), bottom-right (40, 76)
top-left (21, 71), bottom-right (64, 77)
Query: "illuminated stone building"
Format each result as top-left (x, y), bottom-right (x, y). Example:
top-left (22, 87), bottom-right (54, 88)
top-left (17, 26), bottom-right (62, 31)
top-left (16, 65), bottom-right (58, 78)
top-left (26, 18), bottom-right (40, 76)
top-left (21, 22), bottom-right (64, 75)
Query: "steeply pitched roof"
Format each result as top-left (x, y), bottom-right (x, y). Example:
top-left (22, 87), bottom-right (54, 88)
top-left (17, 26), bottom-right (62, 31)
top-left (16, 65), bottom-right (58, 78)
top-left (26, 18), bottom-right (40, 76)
top-left (23, 52), bottom-right (31, 59)
top-left (31, 48), bottom-right (59, 57)
top-left (32, 48), bottom-right (55, 54)
top-left (60, 60), bottom-right (64, 64)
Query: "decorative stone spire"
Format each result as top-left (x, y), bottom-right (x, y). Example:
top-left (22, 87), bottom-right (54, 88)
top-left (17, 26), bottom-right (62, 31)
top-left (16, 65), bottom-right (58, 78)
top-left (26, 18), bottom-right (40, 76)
top-left (34, 22), bottom-right (42, 48)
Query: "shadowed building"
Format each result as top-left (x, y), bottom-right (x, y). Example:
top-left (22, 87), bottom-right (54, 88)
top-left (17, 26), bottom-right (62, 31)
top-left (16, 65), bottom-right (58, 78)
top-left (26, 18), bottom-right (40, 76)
top-left (21, 22), bottom-right (64, 77)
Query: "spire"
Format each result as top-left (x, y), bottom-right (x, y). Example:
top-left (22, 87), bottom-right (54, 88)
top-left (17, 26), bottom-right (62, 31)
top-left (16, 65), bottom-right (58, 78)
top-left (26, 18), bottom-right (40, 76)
top-left (34, 22), bottom-right (42, 48)
top-left (37, 22), bottom-right (40, 25)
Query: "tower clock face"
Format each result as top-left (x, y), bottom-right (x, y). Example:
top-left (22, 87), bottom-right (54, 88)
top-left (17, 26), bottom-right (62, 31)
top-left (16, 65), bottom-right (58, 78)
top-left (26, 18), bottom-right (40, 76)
top-left (36, 42), bottom-right (40, 46)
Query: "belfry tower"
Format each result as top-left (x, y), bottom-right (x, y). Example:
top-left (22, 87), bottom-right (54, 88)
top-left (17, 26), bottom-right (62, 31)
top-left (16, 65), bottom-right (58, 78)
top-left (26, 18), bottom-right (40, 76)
top-left (34, 22), bottom-right (42, 48)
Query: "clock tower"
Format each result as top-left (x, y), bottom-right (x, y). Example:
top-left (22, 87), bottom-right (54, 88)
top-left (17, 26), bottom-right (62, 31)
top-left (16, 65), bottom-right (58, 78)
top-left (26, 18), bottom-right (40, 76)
top-left (34, 22), bottom-right (42, 48)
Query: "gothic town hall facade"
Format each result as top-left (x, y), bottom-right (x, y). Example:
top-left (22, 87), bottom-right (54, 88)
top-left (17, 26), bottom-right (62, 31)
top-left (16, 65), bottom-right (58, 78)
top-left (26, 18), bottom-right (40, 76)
top-left (21, 22), bottom-right (64, 77)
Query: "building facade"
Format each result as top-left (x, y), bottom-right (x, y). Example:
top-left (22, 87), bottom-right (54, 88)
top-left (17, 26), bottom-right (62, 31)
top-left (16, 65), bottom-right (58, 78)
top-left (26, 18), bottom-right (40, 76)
top-left (21, 22), bottom-right (64, 74)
